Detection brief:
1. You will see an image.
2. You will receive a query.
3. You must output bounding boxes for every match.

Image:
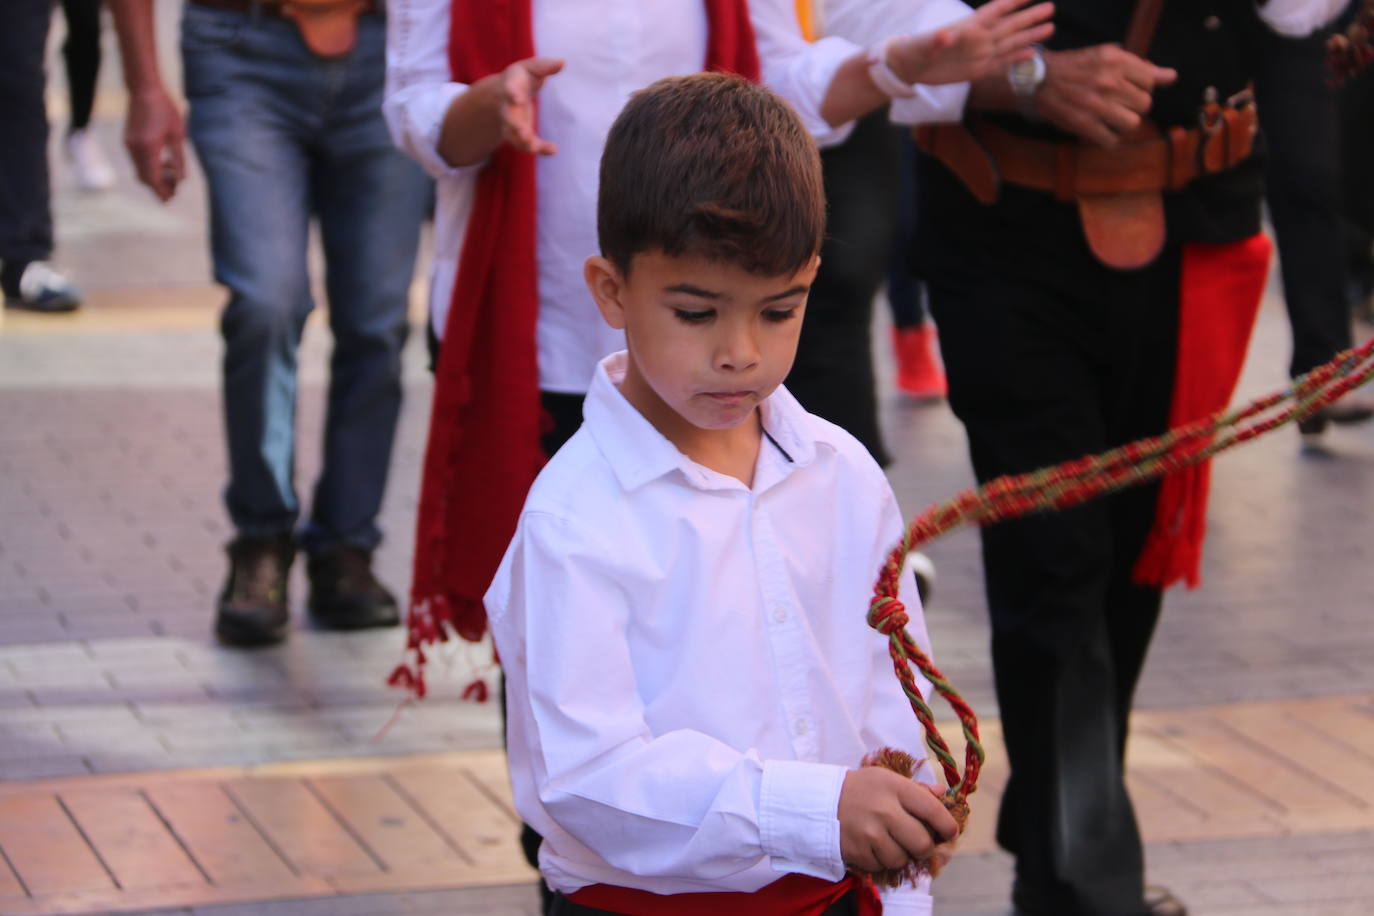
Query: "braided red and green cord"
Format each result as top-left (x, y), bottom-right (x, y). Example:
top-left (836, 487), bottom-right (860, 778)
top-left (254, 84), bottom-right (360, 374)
top-left (868, 336), bottom-right (1374, 810)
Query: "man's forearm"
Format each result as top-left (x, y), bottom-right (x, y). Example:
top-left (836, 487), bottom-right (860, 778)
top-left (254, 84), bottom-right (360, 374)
top-left (966, 72), bottom-right (1015, 113)
top-left (107, 0), bottom-right (168, 93)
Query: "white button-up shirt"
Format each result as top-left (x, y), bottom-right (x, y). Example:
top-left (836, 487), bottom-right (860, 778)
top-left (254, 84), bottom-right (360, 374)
top-left (383, 0), bottom-right (971, 393)
top-left (487, 352), bottom-right (940, 914)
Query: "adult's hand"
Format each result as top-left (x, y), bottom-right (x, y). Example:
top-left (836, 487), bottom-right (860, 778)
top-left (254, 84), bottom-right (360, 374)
top-left (124, 86), bottom-right (185, 202)
top-left (1034, 45), bottom-right (1177, 146)
top-left (498, 57), bottom-right (565, 156)
top-left (888, 0), bottom-right (1056, 87)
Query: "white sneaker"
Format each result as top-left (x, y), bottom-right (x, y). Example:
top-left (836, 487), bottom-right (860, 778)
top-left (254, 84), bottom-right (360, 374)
top-left (907, 550), bottom-right (936, 605)
top-left (5, 262), bottom-right (82, 313)
top-left (65, 128), bottom-right (117, 192)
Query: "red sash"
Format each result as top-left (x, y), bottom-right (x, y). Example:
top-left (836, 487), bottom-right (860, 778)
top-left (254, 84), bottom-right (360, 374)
top-left (1133, 233), bottom-right (1273, 588)
top-left (394, 1), bottom-right (760, 696)
top-left (569, 873), bottom-right (883, 915)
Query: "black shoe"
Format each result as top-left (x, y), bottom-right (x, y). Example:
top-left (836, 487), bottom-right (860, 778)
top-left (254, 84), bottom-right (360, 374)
top-left (1012, 882), bottom-right (1187, 916)
top-left (306, 546), bottom-right (400, 630)
top-left (1297, 393), bottom-right (1374, 435)
top-left (215, 535), bottom-right (294, 647)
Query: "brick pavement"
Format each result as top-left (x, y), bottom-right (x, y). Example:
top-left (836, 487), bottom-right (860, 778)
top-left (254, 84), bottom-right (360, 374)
top-left (2, 15), bottom-right (1373, 912)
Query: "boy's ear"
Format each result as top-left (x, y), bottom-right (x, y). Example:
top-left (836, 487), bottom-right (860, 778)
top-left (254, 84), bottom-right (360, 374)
top-left (584, 255), bottom-right (628, 330)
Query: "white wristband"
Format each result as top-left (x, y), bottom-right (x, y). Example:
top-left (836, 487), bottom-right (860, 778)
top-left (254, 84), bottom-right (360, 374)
top-left (866, 35), bottom-right (918, 99)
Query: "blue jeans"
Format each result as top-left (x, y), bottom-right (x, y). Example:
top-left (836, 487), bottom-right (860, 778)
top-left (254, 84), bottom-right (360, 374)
top-left (182, 4), bottom-right (431, 553)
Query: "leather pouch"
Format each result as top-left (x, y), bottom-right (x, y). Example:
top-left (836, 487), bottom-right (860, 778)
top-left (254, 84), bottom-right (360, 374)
top-left (282, 0), bottom-right (365, 58)
top-left (1075, 120), bottom-right (1166, 271)
top-left (1075, 190), bottom-right (1166, 270)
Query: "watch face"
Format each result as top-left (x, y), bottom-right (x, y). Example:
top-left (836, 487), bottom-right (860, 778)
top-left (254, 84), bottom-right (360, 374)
top-left (1009, 52), bottom-right (1045, 94)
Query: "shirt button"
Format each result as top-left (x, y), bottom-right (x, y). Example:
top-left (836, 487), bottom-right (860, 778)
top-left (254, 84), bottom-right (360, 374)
top-left (772, 606), bottom-right (788, 623)
top-left (794, 718), bottom-right (809, 736)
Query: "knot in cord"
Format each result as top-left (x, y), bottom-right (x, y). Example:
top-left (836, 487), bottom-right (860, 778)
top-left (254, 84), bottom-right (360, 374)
top-left (867, 597), bottom-right (908, 636)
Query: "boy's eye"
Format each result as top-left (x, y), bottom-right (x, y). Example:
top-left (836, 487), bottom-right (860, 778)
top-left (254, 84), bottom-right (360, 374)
top-left (763, 307), bottom-right (799, 323)
top-left (672, 308), bottom-right (714, 324)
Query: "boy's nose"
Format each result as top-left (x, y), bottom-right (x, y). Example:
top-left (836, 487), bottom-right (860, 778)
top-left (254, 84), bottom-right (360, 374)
top-left (715, 326), bottom-right (761, 372)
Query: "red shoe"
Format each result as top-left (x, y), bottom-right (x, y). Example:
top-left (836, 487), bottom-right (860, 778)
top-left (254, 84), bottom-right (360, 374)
top-left (892, 324), bottom-right (947, 400)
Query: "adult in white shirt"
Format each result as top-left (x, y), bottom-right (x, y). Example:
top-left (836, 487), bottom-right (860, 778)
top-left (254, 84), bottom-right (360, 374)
top-left (383, 0), bottom-right (1052, 762)
top-left (385, 0), bottom-right (1050, 400)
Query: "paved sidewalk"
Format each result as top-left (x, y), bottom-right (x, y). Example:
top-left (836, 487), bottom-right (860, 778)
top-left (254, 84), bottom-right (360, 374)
top-left (3, 11), bottom-right (1374, 913)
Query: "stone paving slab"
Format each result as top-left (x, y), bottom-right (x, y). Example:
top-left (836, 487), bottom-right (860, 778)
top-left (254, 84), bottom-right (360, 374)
top-left (1, 694), bottom-right (1372, 915)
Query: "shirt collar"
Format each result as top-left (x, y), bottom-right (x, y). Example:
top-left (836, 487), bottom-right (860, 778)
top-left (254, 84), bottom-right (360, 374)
top-left (584, 351), bottom-right (821, 493)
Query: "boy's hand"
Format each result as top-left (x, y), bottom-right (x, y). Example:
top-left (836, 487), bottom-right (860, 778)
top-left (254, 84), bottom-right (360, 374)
top-left (887, 0), bottom-right (1055, 87)
top-left (837, 767), bottom-right (960, 873)
top-left (498, 57), bottom-right (565, 156)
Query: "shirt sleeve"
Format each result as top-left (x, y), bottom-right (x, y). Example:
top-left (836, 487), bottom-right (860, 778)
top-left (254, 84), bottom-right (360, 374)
top-left (750, 0), bottom-right (860, 148)
top-left (383, 0), bottom-right (486, 179)
top-left (863, 481), bottom-right (943, 911)
top-left (487, 511), bottom-right (850, 887)
top-left (1256, 0), bottom-right (1347, 36)
top-left (883, 0), bottom-right (975, 126)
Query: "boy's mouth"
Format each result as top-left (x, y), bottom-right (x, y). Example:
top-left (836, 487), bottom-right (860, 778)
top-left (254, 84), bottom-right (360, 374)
top-left (701, 390), bottom-right (753, 405)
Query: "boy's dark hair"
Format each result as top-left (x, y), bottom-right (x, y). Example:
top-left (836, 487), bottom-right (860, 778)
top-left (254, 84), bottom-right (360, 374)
top-left (597, 73), bottom-right (824, 277)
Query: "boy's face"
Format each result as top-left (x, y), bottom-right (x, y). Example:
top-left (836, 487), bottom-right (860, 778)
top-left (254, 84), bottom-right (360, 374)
top-left (586, 250), bottom-right (818, 438)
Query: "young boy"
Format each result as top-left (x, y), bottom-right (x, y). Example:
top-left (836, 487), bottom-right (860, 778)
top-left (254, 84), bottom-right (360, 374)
top-left (487, 73), bottom-right (957, 916)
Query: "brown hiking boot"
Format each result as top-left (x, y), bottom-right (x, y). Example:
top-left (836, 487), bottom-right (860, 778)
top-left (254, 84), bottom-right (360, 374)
top-left (306, 546), bottom-right (400, 631)
top-left (215, 535), bottom-right (295, 647)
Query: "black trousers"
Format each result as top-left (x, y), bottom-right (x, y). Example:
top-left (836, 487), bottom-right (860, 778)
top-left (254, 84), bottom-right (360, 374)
top-left (549, 889), bottom-right (862, 916)
top-left (1254, 27), bottom-right (1354, 377)
top-left (61, 0), bottom-right (103, 131)
top-left (927, 242), bottom-right (1180, 916)
top-left (0, 0), bottom-right (56, 265)
top-left (787, 110), bottom-right (903, 467)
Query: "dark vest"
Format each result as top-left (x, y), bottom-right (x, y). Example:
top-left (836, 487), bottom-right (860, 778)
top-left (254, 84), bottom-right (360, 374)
top-left (915, 0), bottom-right (1268, 279)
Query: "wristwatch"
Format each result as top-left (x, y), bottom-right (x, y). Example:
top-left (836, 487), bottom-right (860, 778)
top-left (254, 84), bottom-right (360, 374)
top-left (1007, 45), bottom-right (1047, 120)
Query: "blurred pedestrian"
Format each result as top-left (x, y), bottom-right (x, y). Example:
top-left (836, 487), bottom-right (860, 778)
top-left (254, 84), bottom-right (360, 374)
top-left (108, 0), bottom-right (433, 646)
top-left (784, 1), bottom-right (971, 465)
top-left (60, 0), bottom-right (119, 191)
top-left (888, 130), bottom-right (948, 402)
top-left (1, 0), bottom-right (84, 314)
top-left (1254, 17), bottom-right (1373, 435)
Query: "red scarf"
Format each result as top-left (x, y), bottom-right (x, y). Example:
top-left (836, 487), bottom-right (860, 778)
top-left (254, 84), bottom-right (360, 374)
top-left (569, 873), bottom-right (883, 915)
top-left (1133, 233), bottom-right (1273, 588)
top-left (391, 0), bottom-right (761, 698)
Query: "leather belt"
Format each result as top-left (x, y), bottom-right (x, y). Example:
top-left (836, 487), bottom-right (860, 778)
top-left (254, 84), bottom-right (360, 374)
top-left (187, 0), bottom-right (378, 19)
top-left (915, 104), bottom-right (1257, 204)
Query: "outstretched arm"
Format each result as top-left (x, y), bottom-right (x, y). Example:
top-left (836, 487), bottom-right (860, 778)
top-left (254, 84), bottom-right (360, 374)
top-left (818, 0), bottom-right (1055, 128)
top-left (436, 57), bottom-right (564, 168)
top-left (753, 0), bottom-right (1051, 145)
top-left (106, 0), bottom-right (185, 202)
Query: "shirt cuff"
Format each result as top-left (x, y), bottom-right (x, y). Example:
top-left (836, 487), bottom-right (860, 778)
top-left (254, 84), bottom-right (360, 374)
top-left (888, 81), bottom-right (970, 126)
top-left (390, 82), bottom-right (489, 181)
top-left (879, 884), bottom-right (935, 916)
top-left (791, 35), bottom-right (862, 148)
top-left (758, 759), bottom-right (847, 880)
